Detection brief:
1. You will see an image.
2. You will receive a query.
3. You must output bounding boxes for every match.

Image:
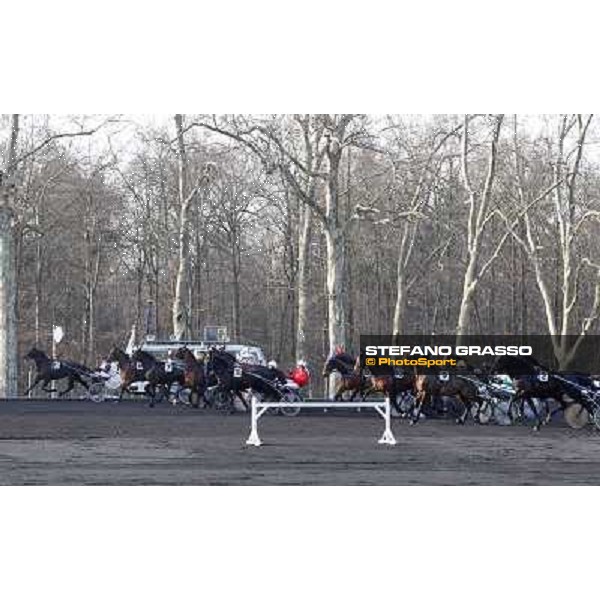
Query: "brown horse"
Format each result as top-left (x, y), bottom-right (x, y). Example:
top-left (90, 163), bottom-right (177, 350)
top-left (106, 346), bottom-right (149, 401)
top-left (322, 349), bottom-right (413, 413)
top-left (173, 346), bottom-right (207, 408)
top-left (322, 350), bottom-right (369, 401)
top-left (353, 356), bottom-right (415, 414)
top-left (411, 372), bottom-right (479, 425)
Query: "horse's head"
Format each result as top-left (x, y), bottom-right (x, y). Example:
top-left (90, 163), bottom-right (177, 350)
top-left (173, 346), bottom-right (186, 360)
top-left (322, 354), bottom-right (335, 377)
top-left (323, 352), bottom-right (355, 377)
top-left (25, 347), bottom-right (45, 361)
top-left (131, 349), bottom-right (156, 365)
top-left (107, 346), bottom-right (123, 361)
top-left (107, 347), bottom-right (131, 369)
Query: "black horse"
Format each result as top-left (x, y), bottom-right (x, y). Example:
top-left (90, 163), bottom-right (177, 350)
top-left (105, 347), bottom-right (186, 407)
top-left (25, 347), bottom-right (93, 397)
top-left (206, 348), bottom-right (286, 412)
top-left (130, 349), bottom-right (186, 407)
top-left (411, 371), bottom-right (479, 425)
top-left (492, 355), bottom-right (567, 431)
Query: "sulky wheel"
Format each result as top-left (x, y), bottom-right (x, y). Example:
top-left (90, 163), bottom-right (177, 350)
top-left (564, 403), bottom-right (590, 429)
top-left (397, 393), bottom-right (415, 419)
top-left (174, 387), bottom-right (192, 406)
top-left (591, 406), bottom-right (600, 431)
top-left (279, 390), bottom-right (302, 417)
top-left (477, 400), bottom-right (494, 425)
top-left (87, 382), bottom-right (106, 403)
top-left (213, 389), bottom-right (235, 413)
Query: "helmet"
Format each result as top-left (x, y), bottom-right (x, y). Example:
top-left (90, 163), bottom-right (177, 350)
top-left (268, 360), bottom-right (278, 369)
top-left (297, 359), bottom-right (307, 368)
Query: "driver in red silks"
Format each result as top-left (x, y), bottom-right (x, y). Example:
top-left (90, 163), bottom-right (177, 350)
top-left (288, 360), bottom-right (310, 388)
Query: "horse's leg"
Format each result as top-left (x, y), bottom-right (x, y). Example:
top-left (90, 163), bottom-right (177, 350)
top-left (147, 383), bottom-right (156, 408)
top-left (228, 389), bottom-right (245, 413)
top-left (200, 384), bottom-right (209, 408)
top-left (333, 382), bottom-right (344, 402)
top-left (60, 376), bottom-right (75, 397)
top-left (41, 378), bottom-right (57, 394)
top-left (411, 391), bottom-right (426, 425)
top-left (390, 381), bottom-right (402, 414)
top-left (361, 383), bottom-right (373, 401)
top-left (456, 394), bottom-right (471, 425)
top-left (547, 393), bottom-right (566, 422)
top-left (508, 392), bottom-right (521, 424)
top-left (237, 389), bottom-right (249, 412)
top-left (190, 387), bottom-right (200, 408)
top-left (24, 374), bottom-right (43, 395)
top-left (526, 397), bottom-right (542, 431)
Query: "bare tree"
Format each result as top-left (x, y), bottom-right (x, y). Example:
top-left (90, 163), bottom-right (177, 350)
top-left (456, 114), bottom-right (504, 339)
top-left (172, 115), bottom-right (213, 340)
top-left (384, 117), bottom-right (462, 335)
top-left (508, 114), bottom-right (597, 367)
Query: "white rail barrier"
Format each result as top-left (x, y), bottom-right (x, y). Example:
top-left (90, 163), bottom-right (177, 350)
top-left (246, 396), bottom-right (397, 446)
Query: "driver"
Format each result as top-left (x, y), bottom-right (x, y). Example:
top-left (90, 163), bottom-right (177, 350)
top-left (289, 360), bottom-right (310, 388)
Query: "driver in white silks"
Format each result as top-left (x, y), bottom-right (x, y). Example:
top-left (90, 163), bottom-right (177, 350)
top-left (96, 359), bottom-right (122, 398)
top-left (267, 360), bottom-right (289, 385)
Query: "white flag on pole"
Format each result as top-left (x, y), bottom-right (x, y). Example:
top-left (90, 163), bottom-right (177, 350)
top-left (125, 325), bottom-right (137, 356)
top-left (52, 326), bottom-right (64, 345)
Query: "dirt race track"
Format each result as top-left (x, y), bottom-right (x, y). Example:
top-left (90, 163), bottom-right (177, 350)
top-left (0, 400), bottom-right (599, 485)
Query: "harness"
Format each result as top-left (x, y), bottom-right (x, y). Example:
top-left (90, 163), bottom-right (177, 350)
top-left (536, 372), bottom-right (549, 383)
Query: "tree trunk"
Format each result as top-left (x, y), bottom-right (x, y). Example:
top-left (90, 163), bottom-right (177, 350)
top-left (0, 199), bottom-right (16, 397)
top-left (324, 128), bottom-right (346, 353)
top-left (296, 203), bottom-right (312, 362)
top-left (231, 237), bottom-right (241, 339)
top-left (324, 225), bottom-right (346, 352)
top-left (393, 272), bottom-right (406, 336)
top-left (34, 204), bottom-right (42, 346)
top-left (456, 249), bottom-right (477, 340)
top-left (172, 114), bottom-right (191, 340)
top-left (0, 114), bottom-right (19, 396)
top-left (456, 114), bottom-right (503, 342)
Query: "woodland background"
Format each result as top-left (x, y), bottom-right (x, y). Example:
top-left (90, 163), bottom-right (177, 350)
top-left (2, 114), bottom-right (599, 390)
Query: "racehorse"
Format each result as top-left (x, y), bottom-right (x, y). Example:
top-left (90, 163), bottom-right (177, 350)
top-left (173, 346), bottom-right (208, 408)
top-left (206, 348), bottom-right (286, 412)
top-left (352, 355), bottom-right (415, 415)
top-left (106, 346), bottom-right (148, 402)
top-left (322, 349), bottom-right (412, 413)
top-left (411, 372), bottom-right (479, 425)
top-left (25, 347), bottom-right (93, 397)
top-left (106, 347), bottom-right (186, 406)
top-left (493, 356), bottom-right (568, 430)
top-left (130, 348), bottom-right (186, 407)
top-left (322, 350), bottom-right (368, 401)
